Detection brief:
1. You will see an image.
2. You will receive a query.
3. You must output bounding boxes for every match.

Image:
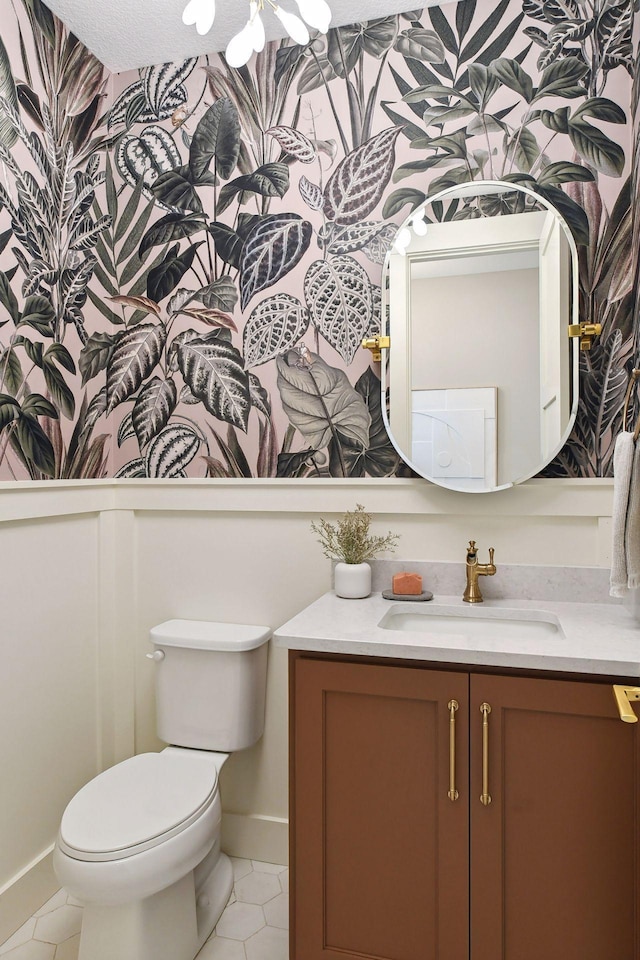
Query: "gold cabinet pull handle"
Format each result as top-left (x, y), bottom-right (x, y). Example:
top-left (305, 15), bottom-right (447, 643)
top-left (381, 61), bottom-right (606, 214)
top-left (447, 699), bottom-right (459, 801)
top-left (480, 702), bottom-right (492, 806)
top-left (613, 685), bottom-right (640, 723)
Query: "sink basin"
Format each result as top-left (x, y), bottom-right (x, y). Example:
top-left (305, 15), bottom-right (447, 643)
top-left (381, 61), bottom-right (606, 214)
top-left (378, 604), bottom-right (563, 641)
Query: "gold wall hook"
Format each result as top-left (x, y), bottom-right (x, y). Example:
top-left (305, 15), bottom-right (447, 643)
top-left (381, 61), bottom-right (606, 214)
top-left (362, 336), bottom-right (390, 362)
top-left (568, 322), bottom-right (602, 351)
top-left (613, 685), bottom-right (640, 723)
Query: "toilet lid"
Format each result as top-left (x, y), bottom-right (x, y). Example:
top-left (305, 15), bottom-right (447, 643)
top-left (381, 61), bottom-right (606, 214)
top-left (59, 751), bottom-right (219, 861)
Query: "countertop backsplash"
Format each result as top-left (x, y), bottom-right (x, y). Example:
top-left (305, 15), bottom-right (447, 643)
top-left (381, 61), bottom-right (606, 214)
top-left (370, 560), bottom-right (615, 606)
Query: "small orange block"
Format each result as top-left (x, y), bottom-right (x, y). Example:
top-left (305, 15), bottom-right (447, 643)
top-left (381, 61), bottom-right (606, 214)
top-left (392, 572), bottom-right (423, 595)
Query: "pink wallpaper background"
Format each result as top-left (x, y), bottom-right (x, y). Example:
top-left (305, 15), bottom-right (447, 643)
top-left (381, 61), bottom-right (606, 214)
top-left (0, 0), bottom-right (635, 480)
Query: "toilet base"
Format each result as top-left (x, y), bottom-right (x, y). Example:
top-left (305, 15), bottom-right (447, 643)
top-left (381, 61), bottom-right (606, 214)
top-left (194, 849), bottom-right (234, 943)
top-left (77, 853), bottom-right (234, 960)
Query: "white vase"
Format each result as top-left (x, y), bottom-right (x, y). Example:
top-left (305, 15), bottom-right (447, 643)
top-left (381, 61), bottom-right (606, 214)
top-left (334, 561), bottom-right (371, 599)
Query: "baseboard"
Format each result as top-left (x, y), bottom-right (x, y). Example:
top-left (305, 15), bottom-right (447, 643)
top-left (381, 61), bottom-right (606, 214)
top-left (222, 813), bottom-right (289, 866)
top-left (0, 846), bottom-right (58, 944)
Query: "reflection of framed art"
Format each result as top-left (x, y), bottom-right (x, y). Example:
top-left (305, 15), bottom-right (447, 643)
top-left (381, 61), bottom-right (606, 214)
top-left (411, 387), bottom-right (497, 492)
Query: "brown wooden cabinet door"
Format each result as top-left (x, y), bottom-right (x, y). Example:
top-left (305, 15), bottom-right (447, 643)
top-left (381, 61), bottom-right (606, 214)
top-left (291, 656), bottom-right (469, 960)
top-left (470, 673), bottom-right (640, 960)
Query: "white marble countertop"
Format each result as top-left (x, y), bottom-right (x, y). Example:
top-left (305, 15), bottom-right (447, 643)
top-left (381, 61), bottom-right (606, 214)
top-left (274, 591), bottom-right (640, 677)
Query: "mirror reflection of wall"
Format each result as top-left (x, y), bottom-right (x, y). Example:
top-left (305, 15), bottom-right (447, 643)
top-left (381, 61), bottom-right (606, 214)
top-left (410, 240), bottom-right (540, 489)
top-left (385, 184), bottom-right (577, 493)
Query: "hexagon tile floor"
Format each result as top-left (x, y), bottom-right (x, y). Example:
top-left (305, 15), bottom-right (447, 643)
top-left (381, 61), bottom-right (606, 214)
top-left (0, 858), bottom-right (289, 960)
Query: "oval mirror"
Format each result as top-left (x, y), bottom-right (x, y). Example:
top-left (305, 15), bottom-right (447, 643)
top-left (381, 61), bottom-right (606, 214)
top-left (381, 180), bottom-right (580, 492)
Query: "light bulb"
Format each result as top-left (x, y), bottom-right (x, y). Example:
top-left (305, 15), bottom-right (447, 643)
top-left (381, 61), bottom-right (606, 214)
top-left (225, 26), bottom-right (255, 67)
top-left (411, 212), bottom-right (428, 236)
top-left (273, 5), bottom-right (310, 45)
top-left (182, 0), bottom-right (215, 35)
top-left (249, 2), bottom-right (266, 52)
top-left (225, 3), bottom-right (264, 67)
top-left (293, 0), bottom-right (332, 32)
top-left (394, 227), bottom-right (412, 256)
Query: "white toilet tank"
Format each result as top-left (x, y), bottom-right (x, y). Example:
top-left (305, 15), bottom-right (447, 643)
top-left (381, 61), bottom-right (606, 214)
top-left (149, 620), bottom-right (270, 752)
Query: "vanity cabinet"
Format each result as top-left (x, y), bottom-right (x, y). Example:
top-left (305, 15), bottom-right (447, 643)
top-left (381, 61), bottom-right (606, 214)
top-left (289, 653), bottom-right (640, 960)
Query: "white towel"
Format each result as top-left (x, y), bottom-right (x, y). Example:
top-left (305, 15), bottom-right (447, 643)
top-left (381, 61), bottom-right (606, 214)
top-left (625, 441), bottom-right (640, 589)
top-left (610, 432), bottom-right (635, 597)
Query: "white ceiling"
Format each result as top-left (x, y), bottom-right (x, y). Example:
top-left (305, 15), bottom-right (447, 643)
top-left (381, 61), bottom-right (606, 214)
top-left (43, 1), bottom-right (440, 73)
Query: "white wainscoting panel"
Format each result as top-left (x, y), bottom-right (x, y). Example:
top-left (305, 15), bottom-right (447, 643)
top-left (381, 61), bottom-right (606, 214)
top-left (0, 512), bottom-right (102, 942)
top-left (0, 477), bottom-right (616, 941)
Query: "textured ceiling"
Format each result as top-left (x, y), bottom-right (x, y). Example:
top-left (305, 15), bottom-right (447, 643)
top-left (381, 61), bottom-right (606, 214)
top-left (43, 1), bottom-right (440, 73)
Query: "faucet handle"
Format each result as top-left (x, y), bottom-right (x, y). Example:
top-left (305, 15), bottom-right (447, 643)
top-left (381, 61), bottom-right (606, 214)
top-left (489, 547), bottom-right (495, 564)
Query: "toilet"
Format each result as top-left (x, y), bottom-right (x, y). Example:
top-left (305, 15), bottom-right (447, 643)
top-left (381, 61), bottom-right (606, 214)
top-left (53, 619), bottom-right (270, 960)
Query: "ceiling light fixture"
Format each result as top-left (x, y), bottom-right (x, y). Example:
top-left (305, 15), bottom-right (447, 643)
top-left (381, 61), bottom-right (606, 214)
top-left (182, 0), bottom-right (217, 36)
top-left (182, 0), bottom-right (332, 68)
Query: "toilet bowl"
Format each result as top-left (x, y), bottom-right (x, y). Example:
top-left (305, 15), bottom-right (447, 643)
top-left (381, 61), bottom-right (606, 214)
top-left (54, 748), bottom-right (225, 905)
top-left (54, 619), bottom-right (271, 960)
top-left (54, 748), bottom-right (233, 960)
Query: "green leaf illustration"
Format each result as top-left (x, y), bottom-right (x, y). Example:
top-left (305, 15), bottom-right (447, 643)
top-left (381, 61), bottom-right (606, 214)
top-left (140, 212), bottom-right (206, 256)
top-left (12, 415), bottom-right (55, 476)
top-left (218, 163), bottom-right (290, 216)
top-left (243, 294), bottom-right (309, 368)
top-left (43, 356), bottom-right (75, 419)
top-left (568, 120), bottom-right (625, 177)
top-left (106, 323), bottom-right (167, 413)
top-left (79, 332), bottom-right (117, 385)
top-left (0, 349), bottom-right (23, 394)
top-left (395, 29), bottom-right (446, 64)
top-left (144, 59), bottom-right (197, 119)
top-left (178, 333), bottom-right (251, 431)
top-left (189, 97), bottom-right (241, 182)
top-left (208, 222), bottom-right (243, 270)
top-left (145, 423), bottom-right (201, 478)
top-left (382, 188), bottom-right (427, 219)
top-left (304, 256), bottom-right (373, 365)
top-left (0, 394), bottom-right (21, 430)
top-left (199, 276), bottom-right (239, 312)
top-left (240, 215), bottom-right (312, 311)
top-left (490, 57), bottom-right (534, 102)
top-left (323, 127), bottom-right (403, 225)
top-left (152, 167), bottom-right (204, 214)
top-left (0, 272), bottom-right (20, 324)
top-left (147, 243), bottom-right (204, 303)
top-left (132, 376), bottom-right (177, 449)
top-left (537, 162), bottom-right (594, 186)
top-left (330, 367), bottom-right (399, 478)
top-left (0, 35), bottom-right (20, 149)
top-left (533, 57), bottom-right (588, 100)
top-left (19, 296), bottom-right (55, 336)
top-left (276, 350), bottom-right (370, 450)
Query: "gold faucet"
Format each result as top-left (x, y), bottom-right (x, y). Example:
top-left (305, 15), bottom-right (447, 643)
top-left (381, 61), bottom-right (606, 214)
top-left (463, 540), bottom-right (496, 603)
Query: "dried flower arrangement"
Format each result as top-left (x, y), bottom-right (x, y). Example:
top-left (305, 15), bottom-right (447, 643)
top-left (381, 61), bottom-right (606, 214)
top-left (311, 504), bottom-right (399, 565)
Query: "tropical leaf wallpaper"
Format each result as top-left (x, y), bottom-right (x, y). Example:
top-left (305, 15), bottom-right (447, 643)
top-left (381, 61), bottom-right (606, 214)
top-left (0, 0), bottom-right (636, 480)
